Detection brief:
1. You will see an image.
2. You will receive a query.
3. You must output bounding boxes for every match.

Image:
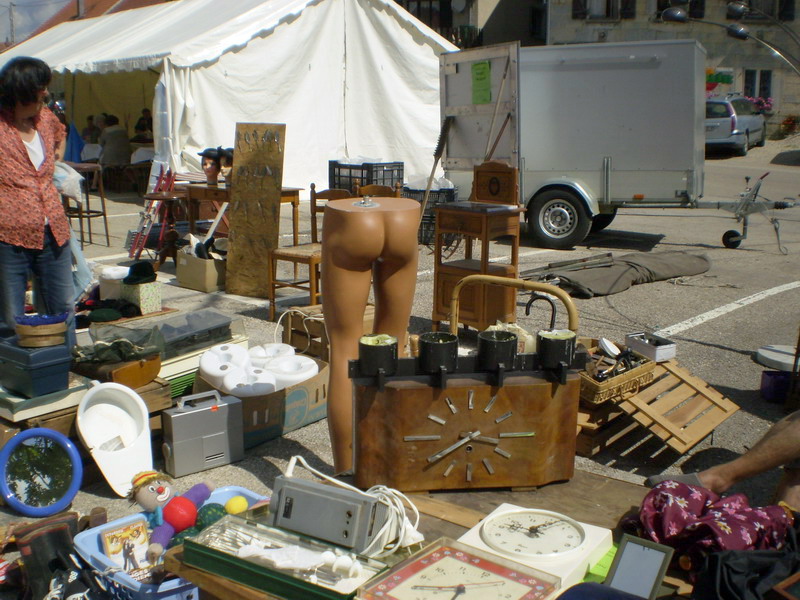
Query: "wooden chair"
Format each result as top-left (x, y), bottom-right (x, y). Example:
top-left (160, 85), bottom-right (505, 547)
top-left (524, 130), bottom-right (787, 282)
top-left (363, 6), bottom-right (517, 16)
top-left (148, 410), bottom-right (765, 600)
top-left (268, 184), bottom-right (350, 321)
top-left (353, 180), bottom-right (402, 198)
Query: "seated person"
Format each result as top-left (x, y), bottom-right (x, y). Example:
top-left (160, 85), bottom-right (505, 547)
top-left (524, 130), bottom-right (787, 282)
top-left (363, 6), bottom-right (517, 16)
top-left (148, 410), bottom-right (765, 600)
top-left (82, 115), bottom-right (100, 143)
top-left (134, 108), bottom-right (152, 133)
top-left (130, 122), bottom-right (153, 144)
top-left (98, 114), bottom-right (131, 166)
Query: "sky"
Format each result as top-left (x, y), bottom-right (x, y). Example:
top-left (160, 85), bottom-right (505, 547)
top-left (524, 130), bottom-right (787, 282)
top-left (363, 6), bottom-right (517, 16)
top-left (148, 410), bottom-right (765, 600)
top-left (0, 0), bottom-right (70, 45)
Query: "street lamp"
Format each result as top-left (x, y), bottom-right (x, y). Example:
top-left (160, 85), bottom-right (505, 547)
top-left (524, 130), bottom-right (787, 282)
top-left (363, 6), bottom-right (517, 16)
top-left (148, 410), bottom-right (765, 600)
top-left (726, 1), bottom-right (800, 48)
top-left (661, 6), bottom-right (800, 77)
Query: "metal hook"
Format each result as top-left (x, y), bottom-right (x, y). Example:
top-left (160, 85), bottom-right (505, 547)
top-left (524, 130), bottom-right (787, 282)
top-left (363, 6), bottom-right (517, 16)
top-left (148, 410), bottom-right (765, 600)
top-left (525, 293), bottom-right (557, 330)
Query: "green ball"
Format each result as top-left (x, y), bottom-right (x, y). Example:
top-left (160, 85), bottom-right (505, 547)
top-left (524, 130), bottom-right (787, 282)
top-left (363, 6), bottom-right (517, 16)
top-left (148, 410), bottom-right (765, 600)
top-left (169, 526), bottom-right (201, 548)
top-left (197, 503), bottom-right (227, 529)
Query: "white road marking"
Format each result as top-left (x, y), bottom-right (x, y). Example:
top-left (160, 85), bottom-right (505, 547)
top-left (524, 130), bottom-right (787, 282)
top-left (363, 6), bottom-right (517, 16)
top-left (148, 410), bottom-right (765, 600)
top-left (656, 280), bottom-right (800, 337)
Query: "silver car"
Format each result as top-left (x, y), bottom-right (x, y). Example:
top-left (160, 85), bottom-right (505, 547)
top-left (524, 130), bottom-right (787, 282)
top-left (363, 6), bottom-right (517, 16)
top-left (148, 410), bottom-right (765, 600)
top-left (705, 95), bottom-right (766, 156)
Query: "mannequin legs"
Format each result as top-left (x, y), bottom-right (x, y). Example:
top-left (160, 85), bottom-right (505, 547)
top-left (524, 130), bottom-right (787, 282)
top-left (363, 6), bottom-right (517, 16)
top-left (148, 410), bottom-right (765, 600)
top-left (322, 204), bottom-right (419, 473)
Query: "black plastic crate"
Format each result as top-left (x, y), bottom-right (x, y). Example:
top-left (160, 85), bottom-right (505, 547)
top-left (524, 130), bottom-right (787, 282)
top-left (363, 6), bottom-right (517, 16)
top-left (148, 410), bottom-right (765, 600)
top-left (329, 160), bottom-right (404, 194)
top-left (403, 187), bottom-right (458, 245)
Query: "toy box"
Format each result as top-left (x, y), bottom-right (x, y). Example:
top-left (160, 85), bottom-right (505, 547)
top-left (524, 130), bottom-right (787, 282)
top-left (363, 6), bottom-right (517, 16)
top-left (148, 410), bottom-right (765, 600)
top-left (0, 337), bottom-right (72, 399)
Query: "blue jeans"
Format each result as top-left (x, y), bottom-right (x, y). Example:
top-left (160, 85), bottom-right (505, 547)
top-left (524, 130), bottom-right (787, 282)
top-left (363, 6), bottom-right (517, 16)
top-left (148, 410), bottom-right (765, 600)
top-left (0, 227), bottom-right (76, 347)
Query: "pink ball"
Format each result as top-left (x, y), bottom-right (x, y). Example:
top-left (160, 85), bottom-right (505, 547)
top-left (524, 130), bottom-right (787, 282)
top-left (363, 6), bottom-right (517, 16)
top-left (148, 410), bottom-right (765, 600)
top-left (163, 496), bottom-right (197, 533)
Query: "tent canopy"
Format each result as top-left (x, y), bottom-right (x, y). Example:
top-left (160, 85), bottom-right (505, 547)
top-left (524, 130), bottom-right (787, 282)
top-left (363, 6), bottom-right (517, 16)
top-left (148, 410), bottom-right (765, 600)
top-left (1, 0), bottom-right (457, 189)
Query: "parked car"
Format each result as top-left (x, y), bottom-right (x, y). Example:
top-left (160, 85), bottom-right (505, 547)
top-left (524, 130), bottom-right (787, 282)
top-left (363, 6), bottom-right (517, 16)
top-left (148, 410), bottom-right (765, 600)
top-left (705, 95), bottom-right (766, 156)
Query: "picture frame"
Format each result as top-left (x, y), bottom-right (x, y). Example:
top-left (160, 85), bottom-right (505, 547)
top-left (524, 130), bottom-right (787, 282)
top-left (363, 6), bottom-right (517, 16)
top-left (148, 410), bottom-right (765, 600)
top-left (604, 534), bottom-right (674, 600)
top-left (100, 517), bottom-right (150, 571)
top-left (772, 571), bottom-right (800, 600)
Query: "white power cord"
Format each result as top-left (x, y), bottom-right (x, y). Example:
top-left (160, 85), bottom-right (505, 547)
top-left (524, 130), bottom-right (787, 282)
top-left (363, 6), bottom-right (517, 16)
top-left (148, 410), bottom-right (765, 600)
top-left (284, 455), bottom-right (424, 558)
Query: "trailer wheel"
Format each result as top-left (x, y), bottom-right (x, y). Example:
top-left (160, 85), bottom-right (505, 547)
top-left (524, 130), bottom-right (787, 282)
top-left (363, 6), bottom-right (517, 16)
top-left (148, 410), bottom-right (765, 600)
top-left (722, 230), bottom-right (742, 249)
top-left (590, 210), bottom-right (617, 233)
top-left (527, 190), bottom-right (591, 249)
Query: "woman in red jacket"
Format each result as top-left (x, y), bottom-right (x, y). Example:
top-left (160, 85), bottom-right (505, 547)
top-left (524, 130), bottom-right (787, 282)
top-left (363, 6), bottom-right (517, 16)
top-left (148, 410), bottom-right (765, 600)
top-left (0, 57), bottom-right (73, 345)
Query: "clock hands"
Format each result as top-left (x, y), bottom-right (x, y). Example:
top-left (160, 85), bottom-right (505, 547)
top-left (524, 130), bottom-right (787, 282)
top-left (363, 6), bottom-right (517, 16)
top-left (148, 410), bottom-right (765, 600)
top-left (427, 430), bottom-right (481, 463)
top-left (411, 581), bottom-right (504, 595)
top-left (500, 519), bottom-right (562, 538)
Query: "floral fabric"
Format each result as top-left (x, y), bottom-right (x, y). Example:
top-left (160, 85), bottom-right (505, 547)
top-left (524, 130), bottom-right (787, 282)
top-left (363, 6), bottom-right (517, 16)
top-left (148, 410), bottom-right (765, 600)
top-left (0, 108), bottom-right (69, 249)
top-left (637, 481), bottom-right (794, 571)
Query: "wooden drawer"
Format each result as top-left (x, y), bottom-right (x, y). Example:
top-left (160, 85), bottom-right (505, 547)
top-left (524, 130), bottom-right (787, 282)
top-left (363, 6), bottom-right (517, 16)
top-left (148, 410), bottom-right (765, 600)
top-left (436, 210), bottom-right (484, 236)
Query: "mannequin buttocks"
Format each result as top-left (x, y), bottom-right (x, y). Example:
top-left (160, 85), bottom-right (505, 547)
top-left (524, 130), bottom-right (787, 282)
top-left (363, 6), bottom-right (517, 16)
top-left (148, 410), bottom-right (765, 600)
top-left (321, 197), bottom-right (421, 474)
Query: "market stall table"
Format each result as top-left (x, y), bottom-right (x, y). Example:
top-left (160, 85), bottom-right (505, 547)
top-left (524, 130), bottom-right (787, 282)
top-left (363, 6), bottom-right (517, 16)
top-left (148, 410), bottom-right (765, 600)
top-left (163, 470), bottom-right (692, 598)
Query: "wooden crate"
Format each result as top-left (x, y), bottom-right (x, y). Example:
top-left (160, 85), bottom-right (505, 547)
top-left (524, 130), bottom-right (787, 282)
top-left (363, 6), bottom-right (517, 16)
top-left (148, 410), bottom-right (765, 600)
top-left (281, 304), bottom-right (375, 362)
top-left (576, 412), bottom-right (639, 457)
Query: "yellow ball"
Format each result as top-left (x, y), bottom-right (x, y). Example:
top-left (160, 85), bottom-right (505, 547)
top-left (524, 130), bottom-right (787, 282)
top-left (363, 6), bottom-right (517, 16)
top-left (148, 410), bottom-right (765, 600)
top-left (225, 495), bottom-right (249, 515)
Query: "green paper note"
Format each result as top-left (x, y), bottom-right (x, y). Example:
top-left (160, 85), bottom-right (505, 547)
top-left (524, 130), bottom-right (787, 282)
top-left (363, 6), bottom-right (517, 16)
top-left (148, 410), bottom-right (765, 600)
top-left (472, 61), bottom-right (491, 104)
top-left (584, 543), bottom-right (618, 582)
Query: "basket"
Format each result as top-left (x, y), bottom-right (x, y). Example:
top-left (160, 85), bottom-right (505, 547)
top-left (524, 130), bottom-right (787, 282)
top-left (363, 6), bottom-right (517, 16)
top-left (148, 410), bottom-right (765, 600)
top-left (402, 187), bottom-right (458, 245)
top-left (579, 338), bottom-right (656, 405)
top-left (73, 486), bottom-right (265, 600)
top-left (15, 321), bottom-right (67, 347)
top-left (328, 160), bottom-right (404, 194)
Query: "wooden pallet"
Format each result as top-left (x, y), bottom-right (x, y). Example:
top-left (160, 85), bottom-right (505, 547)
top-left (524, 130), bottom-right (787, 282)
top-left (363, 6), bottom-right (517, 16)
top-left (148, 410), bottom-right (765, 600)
top-left (577, 360), bottom-right (739, 456)
top-left (616, 360), bottom-right (739, 454)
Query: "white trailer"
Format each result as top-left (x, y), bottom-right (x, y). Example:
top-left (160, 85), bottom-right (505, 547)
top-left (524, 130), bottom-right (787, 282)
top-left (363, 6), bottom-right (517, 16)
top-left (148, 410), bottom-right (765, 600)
top-left (440, 39), bottom-right (707, 249)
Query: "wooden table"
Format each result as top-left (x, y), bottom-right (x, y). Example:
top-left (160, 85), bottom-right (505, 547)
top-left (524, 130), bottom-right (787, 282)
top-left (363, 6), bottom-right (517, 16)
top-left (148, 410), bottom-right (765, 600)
top-left (163, 470), bottom-right (692, 599)
top-left (184, 184), bottom-right (302, 244)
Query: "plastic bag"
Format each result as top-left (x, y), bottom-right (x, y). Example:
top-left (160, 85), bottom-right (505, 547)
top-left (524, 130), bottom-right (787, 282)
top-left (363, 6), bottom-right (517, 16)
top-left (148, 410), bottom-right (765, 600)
top-left (53, 161), bottom-right (83, 203)
top-left (485, 322), bottom-right (536, 353)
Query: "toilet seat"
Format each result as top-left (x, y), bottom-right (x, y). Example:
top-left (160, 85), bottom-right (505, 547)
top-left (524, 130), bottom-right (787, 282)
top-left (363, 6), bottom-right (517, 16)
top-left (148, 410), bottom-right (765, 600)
top-left (76, 382), bottom-right (153, 497)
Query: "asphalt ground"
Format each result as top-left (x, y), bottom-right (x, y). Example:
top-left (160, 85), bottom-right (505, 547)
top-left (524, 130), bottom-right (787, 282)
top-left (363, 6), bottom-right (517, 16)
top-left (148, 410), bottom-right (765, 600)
top-left (0, 135), bottom-right (798, 557)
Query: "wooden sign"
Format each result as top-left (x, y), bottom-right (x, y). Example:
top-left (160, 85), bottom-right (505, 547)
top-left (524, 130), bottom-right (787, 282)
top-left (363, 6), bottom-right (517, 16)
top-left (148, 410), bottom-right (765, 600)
top-left (226, 123), bottom-right (285, 297)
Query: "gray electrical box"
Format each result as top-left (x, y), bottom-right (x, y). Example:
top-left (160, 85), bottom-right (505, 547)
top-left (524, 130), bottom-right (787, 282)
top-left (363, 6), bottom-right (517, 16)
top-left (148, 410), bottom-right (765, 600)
top-left (269, 475), bottom-right (390, 554)
top-left (161, 390), bottom-right (244, 478)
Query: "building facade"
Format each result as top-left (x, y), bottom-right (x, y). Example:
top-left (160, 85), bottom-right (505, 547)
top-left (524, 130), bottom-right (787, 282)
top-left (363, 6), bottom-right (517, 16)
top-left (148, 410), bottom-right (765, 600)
top-left (398, 0), bottom-right (799, 134)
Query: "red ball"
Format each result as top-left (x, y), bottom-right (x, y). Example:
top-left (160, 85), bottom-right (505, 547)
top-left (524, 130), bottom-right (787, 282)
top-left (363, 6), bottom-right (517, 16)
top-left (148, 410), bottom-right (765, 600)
top-left (162, 496), bottom-right (197, 533)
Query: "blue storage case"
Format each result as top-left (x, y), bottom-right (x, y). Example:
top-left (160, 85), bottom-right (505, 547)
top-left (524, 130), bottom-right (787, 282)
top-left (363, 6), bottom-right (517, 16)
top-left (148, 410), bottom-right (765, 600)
top-left (0, 337), bottom-right (71, 398)
top-left (73, 486), bottom-right (266, 600)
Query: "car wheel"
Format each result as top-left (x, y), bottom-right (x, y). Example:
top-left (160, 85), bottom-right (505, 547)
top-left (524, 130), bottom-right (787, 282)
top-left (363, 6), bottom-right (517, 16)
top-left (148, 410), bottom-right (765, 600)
top-left (756, 128), bottom-right (766, 147)
top-left (526, 189), bottom-right (591, 249)
top-left (736, 133), bottom-right (749, 157)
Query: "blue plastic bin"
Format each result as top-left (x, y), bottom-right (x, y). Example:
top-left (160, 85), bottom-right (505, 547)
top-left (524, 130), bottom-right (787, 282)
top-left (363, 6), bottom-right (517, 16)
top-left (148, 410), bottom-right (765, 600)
top-left (73, 486), bottom-right (266, 600)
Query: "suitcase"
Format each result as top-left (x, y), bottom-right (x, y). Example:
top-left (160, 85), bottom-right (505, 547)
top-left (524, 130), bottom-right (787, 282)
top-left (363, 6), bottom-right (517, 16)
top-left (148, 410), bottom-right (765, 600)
top-left (161, 390), bottom-right (244, 477)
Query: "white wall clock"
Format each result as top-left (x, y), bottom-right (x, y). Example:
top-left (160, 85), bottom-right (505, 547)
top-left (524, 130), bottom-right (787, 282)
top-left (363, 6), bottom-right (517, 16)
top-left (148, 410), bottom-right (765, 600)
top-left (479, 509), bottom-right (587, 559)
top-left (459, 503), bottom-right (613, 589)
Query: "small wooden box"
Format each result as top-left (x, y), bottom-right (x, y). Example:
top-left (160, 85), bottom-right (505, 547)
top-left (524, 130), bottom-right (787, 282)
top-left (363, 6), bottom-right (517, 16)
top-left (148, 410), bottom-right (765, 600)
top-left (281, 304), bottom-right (375, 362)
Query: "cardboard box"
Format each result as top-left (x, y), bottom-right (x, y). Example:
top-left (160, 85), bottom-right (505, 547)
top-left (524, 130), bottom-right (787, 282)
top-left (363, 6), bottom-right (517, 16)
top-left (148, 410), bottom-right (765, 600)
top-left (176, 254), bottom-right (226, 293)
top-left (282, 304), bottom-right (374, 362)
top-left (119, 281), bottom-right (162, 314)
top-left (193, 356), bottom-right (328, 449)
top-left (625, 332), bottom-right (676, 363)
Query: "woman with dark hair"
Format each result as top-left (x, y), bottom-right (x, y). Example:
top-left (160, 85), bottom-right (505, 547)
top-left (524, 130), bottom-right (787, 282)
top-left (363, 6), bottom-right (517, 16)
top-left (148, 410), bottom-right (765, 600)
top-left (0, 56), bottom-right (73, 344)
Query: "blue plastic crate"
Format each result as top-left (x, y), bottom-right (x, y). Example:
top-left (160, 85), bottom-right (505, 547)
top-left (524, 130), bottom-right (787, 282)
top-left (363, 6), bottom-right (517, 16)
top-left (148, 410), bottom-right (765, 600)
top-left (73, 486), bottom-right (266, 600)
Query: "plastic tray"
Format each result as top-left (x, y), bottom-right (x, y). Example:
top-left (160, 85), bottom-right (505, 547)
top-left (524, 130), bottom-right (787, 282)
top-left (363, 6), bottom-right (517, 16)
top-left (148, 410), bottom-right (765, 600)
top-left (73, 486), bottom-right (266, 600)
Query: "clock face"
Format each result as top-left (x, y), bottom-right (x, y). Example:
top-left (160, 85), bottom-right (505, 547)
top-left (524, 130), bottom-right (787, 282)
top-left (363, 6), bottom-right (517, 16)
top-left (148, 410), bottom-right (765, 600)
top-left (479, 509), bottom-right (586, 559)
top-left (360, 541), bottom-right (558, 600)
top-left (401, 388), bottom-right (537, 484)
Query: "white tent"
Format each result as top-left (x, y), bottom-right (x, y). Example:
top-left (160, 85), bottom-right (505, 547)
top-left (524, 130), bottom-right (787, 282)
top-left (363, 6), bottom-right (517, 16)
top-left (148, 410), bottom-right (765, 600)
top-left (1, 0), bottom-right (457, 189)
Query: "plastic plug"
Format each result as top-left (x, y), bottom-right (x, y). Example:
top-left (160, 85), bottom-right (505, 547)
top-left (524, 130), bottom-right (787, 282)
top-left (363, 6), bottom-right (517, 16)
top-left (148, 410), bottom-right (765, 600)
top-left (399, 517), bottom-right (425, 547)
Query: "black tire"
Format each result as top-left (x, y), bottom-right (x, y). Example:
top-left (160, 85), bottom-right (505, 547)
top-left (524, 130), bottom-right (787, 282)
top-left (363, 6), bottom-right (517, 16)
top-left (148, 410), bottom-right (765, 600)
top-left (526, 189), bottom-right (591, 249)
top-left (756, 129), bottom-right (766, 147)
top-left (722, 230), bottom-right (742, 249)
top-left (590, 210), bottom-right (618, 233)
top-left (736, 133), bottom-right (749, 156)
